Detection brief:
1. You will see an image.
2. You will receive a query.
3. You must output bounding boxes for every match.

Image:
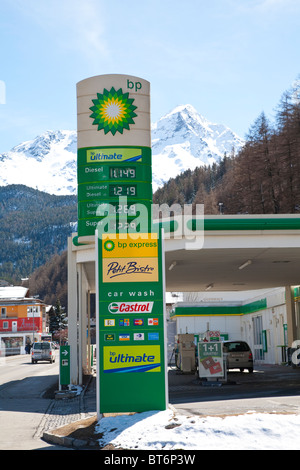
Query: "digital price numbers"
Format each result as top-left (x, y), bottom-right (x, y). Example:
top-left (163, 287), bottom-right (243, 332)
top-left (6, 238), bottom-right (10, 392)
top-left (109, 184), bottom-right (136, 197)
top-left (109, 167), bottom-right (136, 179)
top-left (97, 202), bottom-right (137, 216)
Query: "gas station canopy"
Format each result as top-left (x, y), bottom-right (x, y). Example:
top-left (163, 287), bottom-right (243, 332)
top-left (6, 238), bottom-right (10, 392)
top-left (74, 214), bottom-right (300, 293)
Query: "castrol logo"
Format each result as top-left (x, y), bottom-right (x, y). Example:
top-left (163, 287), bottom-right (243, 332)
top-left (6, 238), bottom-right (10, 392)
top-left (108, 302), bottom-right (154, 314)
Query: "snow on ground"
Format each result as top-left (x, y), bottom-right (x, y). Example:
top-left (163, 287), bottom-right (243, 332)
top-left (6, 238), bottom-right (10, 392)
top-left (95, 407), bottom-right (300, 450)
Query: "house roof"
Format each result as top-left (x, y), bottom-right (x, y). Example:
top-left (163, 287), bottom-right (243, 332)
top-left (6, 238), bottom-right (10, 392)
top-left (0, 286), bottom-right (29, 300)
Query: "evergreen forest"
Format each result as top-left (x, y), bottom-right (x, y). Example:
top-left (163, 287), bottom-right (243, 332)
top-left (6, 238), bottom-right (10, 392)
top-left (154, 80), bottom-right (300, 215)
top-left (0, 184), bottom-right (77, 281)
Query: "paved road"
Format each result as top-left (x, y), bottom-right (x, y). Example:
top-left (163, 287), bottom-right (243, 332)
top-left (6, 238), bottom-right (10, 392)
top-left (0, 352), bottom-right (58, 393)
top-left (2, 355), bottom-right (300, 449)
top-left (0, 353), bottom-right (68, 450)
top-left (83, 363), bottom-right (300, 418)
top-left (168, 364), bottom-right (300, 416)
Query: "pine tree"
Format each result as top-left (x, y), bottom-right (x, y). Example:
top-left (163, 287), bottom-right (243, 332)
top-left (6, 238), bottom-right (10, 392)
top-left (49, 299), bottom-right (67, 337)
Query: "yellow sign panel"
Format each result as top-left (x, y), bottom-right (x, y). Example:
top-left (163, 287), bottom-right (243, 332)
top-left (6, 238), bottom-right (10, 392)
top-left (86, 148), bottom-right (143, 164)
top-left (102, 233), bottom-right (158, 258)
top-left (102, 257), bottom-right (158, 283)
top-left (103, 345), bottom-right (161, 373)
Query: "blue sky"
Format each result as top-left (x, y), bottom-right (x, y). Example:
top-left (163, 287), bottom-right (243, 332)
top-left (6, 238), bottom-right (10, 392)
top-left (0, 0), bottom-right (299, 152)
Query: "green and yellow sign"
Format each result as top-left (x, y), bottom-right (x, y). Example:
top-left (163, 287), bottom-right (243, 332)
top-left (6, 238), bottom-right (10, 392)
top-left (77, 74), bottom-right (167, 415)
top-left (103, 345), bottom-right (161, 373)
top-left (89, 87), bottom-right (137, 135)
top-left (96, 232), bottom-right (167, 413)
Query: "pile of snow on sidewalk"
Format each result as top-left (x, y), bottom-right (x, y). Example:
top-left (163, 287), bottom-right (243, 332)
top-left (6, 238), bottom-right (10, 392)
top-left (95, 408), bottom-right (300, 450)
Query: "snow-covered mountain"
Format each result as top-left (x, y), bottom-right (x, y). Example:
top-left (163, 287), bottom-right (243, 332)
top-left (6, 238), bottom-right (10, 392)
top-left (0, 130), bottom-right (77, 196)
top-left (0, 105), bottom-right (244, 195)
top-left (151, 104), bottom-right (244, 187)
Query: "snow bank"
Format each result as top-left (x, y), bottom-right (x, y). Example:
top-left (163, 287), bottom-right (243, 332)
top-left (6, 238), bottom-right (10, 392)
top-left (95, 408), bottom-right (300, 450)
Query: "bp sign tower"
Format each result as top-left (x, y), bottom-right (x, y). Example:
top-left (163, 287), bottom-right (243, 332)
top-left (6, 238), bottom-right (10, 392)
top-left (77, 75), bottom-right (152, 239)
top-left (76, 74), bottom-right (167, 415)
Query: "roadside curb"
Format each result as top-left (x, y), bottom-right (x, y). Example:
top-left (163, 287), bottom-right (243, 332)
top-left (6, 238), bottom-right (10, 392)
top-left (42, 374), bottom-right (98, 449)
top-left (43, 427), bottom-right (99, 448)
top-left (43, 404), bottom-right (177, 449)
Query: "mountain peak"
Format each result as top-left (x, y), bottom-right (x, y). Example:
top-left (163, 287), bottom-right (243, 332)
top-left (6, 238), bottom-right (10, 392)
top-left (162, 103), bottom-right (199, 118)
top-left (151, 105), bottom-right (244, 188)
top-left (153, 104), bottom-right (208, 130)
top-left (11, 130), bottom-right (76, 161)
top-left (0, 130), bottom-right (77, 195)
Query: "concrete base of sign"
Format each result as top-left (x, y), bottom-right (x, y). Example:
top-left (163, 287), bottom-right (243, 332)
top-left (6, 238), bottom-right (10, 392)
top-left (55, 390), bottom-right (78, 400)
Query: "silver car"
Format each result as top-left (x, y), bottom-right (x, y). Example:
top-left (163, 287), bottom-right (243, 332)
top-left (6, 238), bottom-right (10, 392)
top-left (223, 340), bottom-right (253, 373)
top-left (31, 341), bottom-right (56, 364)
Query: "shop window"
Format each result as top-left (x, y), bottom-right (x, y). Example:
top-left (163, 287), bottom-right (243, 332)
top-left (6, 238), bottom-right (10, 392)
top-left (27, 306), bottom-right (40, 317)
top-left (1, 336), bottom-right (23, 355)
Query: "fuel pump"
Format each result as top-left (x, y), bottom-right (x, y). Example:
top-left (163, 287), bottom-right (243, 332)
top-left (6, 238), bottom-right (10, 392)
top-left (176, 334), bottom-right (196, 373)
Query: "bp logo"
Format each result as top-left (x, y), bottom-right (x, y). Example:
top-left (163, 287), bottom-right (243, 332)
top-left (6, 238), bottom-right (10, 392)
top-left (89, 87), bottom-right (137, 135)
top-left (103, 240), bottom-right (115, 252)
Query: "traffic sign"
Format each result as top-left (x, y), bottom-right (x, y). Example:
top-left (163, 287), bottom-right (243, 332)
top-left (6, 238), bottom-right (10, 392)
top-left (59, 345), bottom-right (70, 387)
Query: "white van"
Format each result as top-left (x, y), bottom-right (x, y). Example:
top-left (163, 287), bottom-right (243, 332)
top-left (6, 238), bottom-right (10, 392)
top-left (31, 342), bottom-right (56, 364)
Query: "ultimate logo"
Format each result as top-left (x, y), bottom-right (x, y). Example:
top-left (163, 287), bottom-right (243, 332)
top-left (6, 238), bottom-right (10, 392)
top-left (89, 87), bottom-right (137, 135)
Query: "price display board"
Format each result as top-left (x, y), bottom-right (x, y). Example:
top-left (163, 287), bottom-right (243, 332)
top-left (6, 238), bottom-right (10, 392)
top-left (77, 146), bottom-right (152, 237)
top-left (78, 164), bottom-right (151, 184)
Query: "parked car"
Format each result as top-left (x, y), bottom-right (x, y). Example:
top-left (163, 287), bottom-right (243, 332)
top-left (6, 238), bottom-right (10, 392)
top-left (223, 340), bottom-right (253, 373)
top-left (31, 341), bottom-right (56, 364)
